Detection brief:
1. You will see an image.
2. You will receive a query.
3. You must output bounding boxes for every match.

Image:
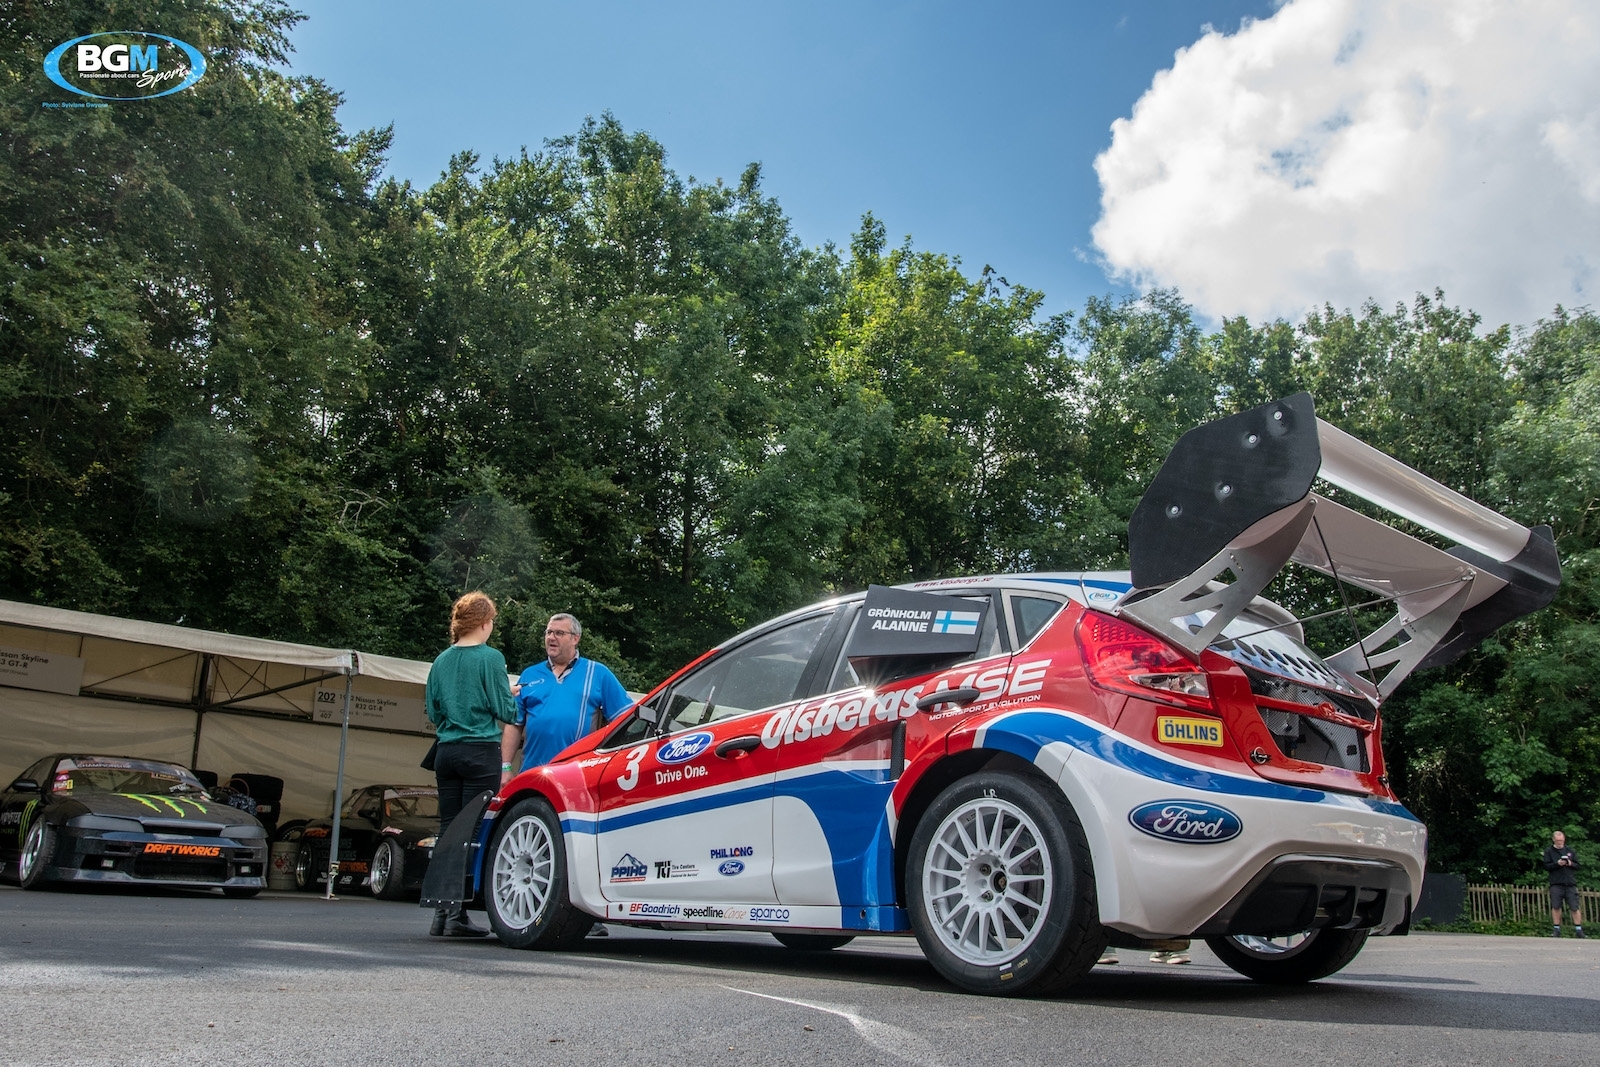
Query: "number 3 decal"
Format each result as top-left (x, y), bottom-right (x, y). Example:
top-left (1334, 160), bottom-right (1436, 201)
top-left (618, 744), bottom-right (649, 791)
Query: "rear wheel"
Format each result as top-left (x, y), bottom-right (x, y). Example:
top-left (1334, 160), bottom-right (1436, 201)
top-left (906, 771), bottom-right (1103, 996)
top-left (1205, 929), bottom-right (1369, 984)
top-left (369, 838), bottom-right (407, 900)
top-left (484, 797), bottom-right (589, 950)
top-left (293, 845), bottom-right (322, 892)
top-left (18, 822), bottom-right (56, 890)
top-left (773, 933), bottom-right (855, 951)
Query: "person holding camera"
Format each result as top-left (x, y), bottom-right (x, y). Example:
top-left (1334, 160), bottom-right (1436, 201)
top-left (1543, 830), bottom-right (1585, 938)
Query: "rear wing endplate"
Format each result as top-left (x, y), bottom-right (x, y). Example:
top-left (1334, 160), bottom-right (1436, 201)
top-left (1119, 393), bottom-right (1560, 701)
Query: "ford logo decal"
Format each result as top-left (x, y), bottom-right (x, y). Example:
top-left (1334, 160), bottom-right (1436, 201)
top-left (1128, 800), bottom-right (1242, 844)
top-left (718, 860), bottom-right (745, 876)
top-left (657, 731), bottom-right (713, 764)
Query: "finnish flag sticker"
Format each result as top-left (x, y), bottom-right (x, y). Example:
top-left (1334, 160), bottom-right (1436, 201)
top-left (932, 610), bottom-right (980, 635)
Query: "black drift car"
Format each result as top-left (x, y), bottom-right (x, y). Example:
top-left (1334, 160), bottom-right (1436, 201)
top-left (292, 785), bottom-right (439, 899)
top-left (0, 754), bottom-right (268, 896)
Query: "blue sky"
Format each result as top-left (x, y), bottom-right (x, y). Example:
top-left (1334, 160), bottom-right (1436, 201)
top-left (283, 1), bottom-right (1279, 320)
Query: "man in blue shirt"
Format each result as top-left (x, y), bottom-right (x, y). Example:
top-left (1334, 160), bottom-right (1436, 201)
top-left (501, 613), bottom-right (634, 781)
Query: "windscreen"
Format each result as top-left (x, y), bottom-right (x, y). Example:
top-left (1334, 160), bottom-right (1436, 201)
top-left (384, 788), bottom-right (439, 819)
top-left (1183, 610), bottom-right (1365, 698)
top-left (53, 757), bottom-right (206, 797)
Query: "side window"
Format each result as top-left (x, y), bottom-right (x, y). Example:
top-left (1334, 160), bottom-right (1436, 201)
top-left (341, 788), bottom-right (373, 819)
top-left (823, 594), bottom-right (1004, 693)
top-left (660, 613), bottom-right (833, 733)
top-left (1011, 595), bottom-right (1066, 647)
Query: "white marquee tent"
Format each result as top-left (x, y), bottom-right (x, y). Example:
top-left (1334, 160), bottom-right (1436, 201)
top-left (0, 598), bottom-right (442, 826)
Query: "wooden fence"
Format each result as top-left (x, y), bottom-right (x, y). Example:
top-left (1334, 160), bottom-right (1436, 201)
top-left (1467, 884), bottom-right (1600, 924)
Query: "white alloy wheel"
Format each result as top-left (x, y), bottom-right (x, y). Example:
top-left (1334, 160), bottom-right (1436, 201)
top-left (18, 822), bottom-right (46, 882)
top-left (921, 796), bottom-right (1053, 967)
top-left (491, 814), bottom-right (556, 930)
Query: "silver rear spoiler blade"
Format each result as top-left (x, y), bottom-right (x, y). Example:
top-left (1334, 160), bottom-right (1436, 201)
top-left (1118, 393), bottom-right (1560, 701)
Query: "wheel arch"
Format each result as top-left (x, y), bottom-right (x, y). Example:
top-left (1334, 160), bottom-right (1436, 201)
top-left (893, 748), bottom-right (1058, 905)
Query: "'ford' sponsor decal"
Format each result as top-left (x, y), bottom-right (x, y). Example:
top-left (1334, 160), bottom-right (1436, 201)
top-left (1128, 800), bottom-right (1242, 844)
top-left (657, 731), bottom-right (713, 764)
top-left (718, 860), bottom-right (745, 876)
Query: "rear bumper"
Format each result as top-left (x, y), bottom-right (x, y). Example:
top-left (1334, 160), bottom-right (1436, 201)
top-left (1192, 853), bottom-right (1411, 936)
top-left (1009, 711), bottom-right (1426, 938)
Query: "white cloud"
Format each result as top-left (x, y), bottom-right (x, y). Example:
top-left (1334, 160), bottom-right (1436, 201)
top-left (1091, 0), bottom-right (1600, 327)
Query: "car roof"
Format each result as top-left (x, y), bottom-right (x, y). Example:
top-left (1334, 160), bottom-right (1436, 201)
top-left (712, 571), bottom-right (1139, 651)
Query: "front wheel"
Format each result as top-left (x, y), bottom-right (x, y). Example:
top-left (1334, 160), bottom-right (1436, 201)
top-left (906, 771), bottom-right (1103, 996)
top-left (484, 798), bottom-right (589, 950)
top-left (773, 933), bottom-right (855, 951)
top-left (369, 838), bottom-right (407, 900)
top-left (1205, 928), bottom-right (1369, 984)
top-left (18, 822), bottom-right (57, 889)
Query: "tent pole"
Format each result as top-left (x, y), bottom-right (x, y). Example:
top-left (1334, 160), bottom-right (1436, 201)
top-left (189, 653), bottom-right (213, 770)
top-left (325, 668), bottom-right (354, 900)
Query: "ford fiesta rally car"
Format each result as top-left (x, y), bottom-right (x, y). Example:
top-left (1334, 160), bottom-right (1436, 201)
top-left (423, 394), bottom-right (1560, 995)
top-left (0, 755), bottom-right (268, 896)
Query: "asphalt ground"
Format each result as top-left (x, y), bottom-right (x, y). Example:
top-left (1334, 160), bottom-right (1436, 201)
top-left (1, 885), bottom-right (1597, 1067)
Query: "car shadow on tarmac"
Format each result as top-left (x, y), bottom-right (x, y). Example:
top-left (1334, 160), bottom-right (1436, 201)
top-left (563, 932), bottom-right (1600, 1033)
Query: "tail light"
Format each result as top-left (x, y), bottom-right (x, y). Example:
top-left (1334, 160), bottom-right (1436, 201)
top-left (1075, 612), bottom-right (1216, 712)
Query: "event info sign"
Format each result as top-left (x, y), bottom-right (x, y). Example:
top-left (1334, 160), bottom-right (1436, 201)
top-left (0, 645), bottom-right (86, 696)
top-left (313, 687), bottom-right (432, 734)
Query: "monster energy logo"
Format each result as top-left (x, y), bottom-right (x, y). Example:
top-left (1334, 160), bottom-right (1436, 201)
top-left (16, 799), bottom-right (38, 845)
top-left (115, 793), bottom-right (210, 815)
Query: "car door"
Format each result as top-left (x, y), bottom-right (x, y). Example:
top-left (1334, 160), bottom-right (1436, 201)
top-left (594, 611), bottom-right (836, 905)
top-left (771, 593), bottom-right (1009, 909)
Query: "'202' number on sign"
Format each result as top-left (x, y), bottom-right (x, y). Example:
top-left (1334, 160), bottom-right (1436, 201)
top-left (617, 745), bottom-right (648, 791)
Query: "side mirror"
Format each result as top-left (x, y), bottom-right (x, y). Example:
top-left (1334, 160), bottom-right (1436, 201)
top-left (636, 704), bottom-right (660, 725)
top-left (9, 779), bottom-right (40, 794)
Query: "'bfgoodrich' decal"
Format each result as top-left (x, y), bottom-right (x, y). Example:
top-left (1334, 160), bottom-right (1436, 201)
top-left (1128, 800), bottom-right (1242, 843)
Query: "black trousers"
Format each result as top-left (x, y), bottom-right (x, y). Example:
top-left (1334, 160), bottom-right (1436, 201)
top-left (434, 741), bottom-right (500, 834)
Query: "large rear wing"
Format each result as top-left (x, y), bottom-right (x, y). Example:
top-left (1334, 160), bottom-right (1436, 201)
top-left (1118, 393), bottom-right (1560, 701)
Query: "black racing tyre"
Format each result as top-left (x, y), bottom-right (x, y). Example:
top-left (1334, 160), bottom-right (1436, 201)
top-left (369, 838), bottom-right (407, 900)
top-left (223, 887), bottom-right (262, 899)
top-left (18, 821), bottom-right (57, 890)
top-left (484, 797), bottom-right (589, 950)
top-left (293, 845), bottom-right (322, 892)
top-left (773, 933), bottom-right (856, 951)
top-left (906, 771), bottom-right (1103, 997)
top-left (1205, 929), bottom-right (1370, 984)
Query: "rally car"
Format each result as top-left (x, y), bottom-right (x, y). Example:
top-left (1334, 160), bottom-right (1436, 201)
top-left (292, 784), bottom-right (439, 898)
top-left (423, 394), bottom-right (1559, 995)
top-left (0, 754), bottom-right (268, 896)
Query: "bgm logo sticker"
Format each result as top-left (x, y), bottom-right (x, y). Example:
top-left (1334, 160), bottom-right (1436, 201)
top-left (656, 731), bottom-right (713, 764)
top-left (1128, 800), bottom-right (1242, 844)
top-left (43, 32), bottom-right (207, 100)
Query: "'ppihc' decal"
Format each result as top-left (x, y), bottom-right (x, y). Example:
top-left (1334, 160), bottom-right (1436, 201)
top-left (656, 732), bottom-right (713, 765)
top-left (609, 853), bottom-right (647, 883)
top-left (1128, 800), bottom-right (1243, 844)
